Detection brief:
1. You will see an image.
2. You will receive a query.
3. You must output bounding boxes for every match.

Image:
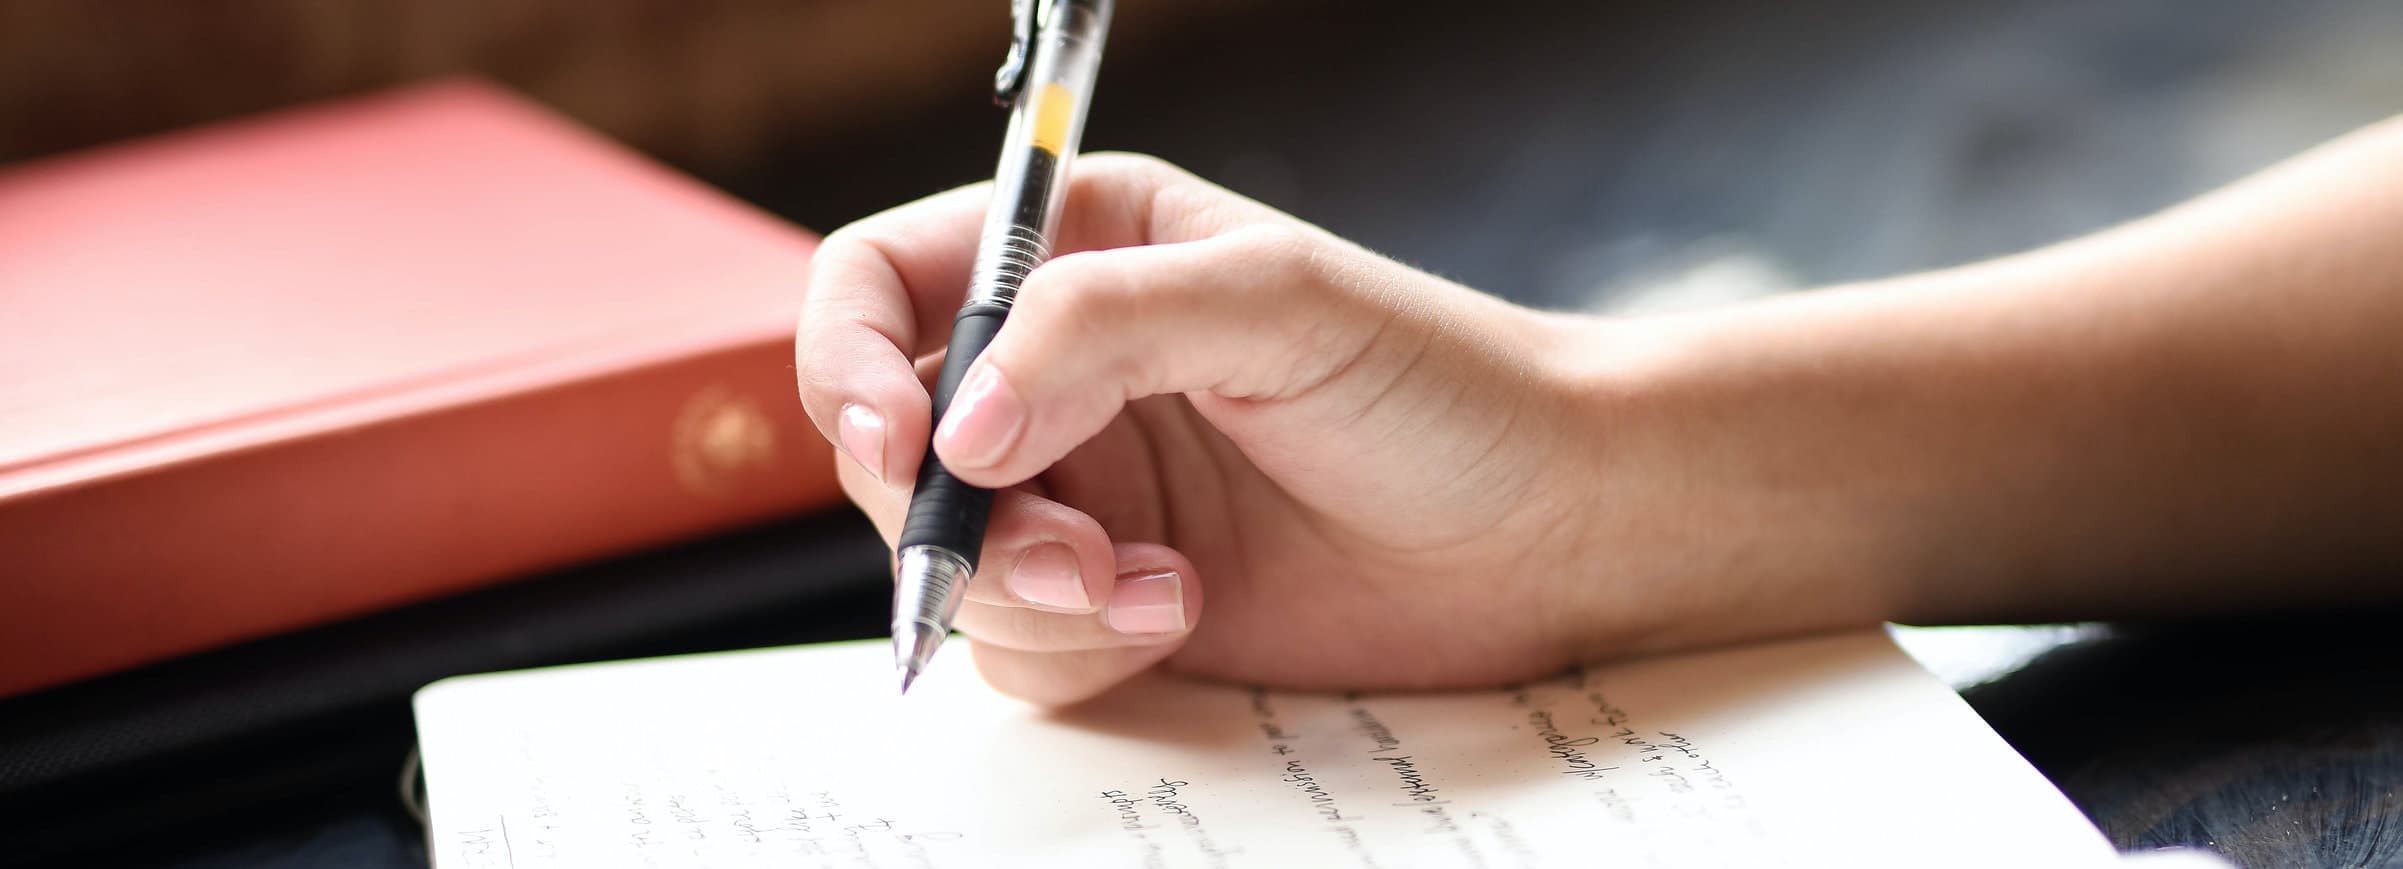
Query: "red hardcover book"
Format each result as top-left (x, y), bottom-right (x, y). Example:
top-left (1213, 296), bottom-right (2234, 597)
top-left (0, 80), bottom-right (843, 698)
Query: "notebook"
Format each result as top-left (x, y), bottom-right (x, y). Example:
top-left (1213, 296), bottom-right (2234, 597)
top-left (412, 628), bottom-right (2146, 867)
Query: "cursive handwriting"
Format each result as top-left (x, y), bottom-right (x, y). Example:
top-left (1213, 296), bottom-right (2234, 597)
top-left (1351, 706), bottom-right (1403, 755)
top-left (1523, 709), bottom-right (1616, 781)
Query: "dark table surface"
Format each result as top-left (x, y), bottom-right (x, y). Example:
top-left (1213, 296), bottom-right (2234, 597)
top-left (753, 0), bottom-right (2403, 316)
top-left (1911, 621), bottom-right (2403, 866)
top-left (12, 0), bottom-right (2403, 865)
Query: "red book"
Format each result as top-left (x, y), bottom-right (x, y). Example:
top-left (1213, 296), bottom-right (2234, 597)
top-left (0, 80), bottom-right (843, 698)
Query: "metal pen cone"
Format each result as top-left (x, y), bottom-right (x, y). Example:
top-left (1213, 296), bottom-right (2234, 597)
top-left (891, 546), bottom-right (971, 691)
top-left (895, 618), bottom-right (948, 681)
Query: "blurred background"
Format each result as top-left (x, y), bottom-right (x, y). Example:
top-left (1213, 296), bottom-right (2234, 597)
top-left (6, 1), bottom-right (2403, 866)
top-left (13, 0), bottom-right (2401, 310)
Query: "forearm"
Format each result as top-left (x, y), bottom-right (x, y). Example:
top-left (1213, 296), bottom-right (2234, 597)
top-left (1589, 115), bottom-right (2403, 633)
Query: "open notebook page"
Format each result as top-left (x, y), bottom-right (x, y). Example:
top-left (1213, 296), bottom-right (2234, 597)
top-left (414, 629), bottom-right (2114, 868)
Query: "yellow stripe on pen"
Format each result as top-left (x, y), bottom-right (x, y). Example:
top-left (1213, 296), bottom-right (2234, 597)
top-left (1030, 82), bottom-right (1075, 154)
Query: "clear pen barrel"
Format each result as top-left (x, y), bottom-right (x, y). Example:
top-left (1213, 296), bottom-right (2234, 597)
top-left (965, 0), bottom-right (1111, 309)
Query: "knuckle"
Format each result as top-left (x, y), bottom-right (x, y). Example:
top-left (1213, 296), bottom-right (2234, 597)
top-left (1222, 224), bottom-right (1331, 293)
top-left (1080, 154), bottom-right (1205, 239)
top-left (814, 222), bottom-right (878, 260)
top-left (818, 221), bottom-right (862, 247)
top-left (822, 226), bottom-right (908, 275)
top-left (1226, 222), bottom-right (1311, 259)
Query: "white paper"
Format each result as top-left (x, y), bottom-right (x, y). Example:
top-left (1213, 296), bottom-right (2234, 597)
top-left (415, 630), bottom-right (2115, 868)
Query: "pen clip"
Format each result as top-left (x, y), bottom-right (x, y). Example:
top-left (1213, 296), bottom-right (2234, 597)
top-left (993, 0), bottom-right (1044, 106)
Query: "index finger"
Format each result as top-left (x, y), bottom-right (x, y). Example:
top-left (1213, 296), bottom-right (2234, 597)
top-left (793, 153), bottom-right (1246, 485)
top-left (794, 184), bottom-right (987, 484)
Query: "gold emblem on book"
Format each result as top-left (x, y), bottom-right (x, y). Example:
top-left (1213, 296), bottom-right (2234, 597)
top-left (672, 386), bottom-right (777, 496)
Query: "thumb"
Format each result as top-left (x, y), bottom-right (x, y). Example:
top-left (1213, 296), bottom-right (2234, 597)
top-left (931, 224), bottom-right (1388, 487)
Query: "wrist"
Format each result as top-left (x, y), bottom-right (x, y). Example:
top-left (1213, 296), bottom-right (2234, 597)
top-left (1537, 297), bottom-right (1930, 658)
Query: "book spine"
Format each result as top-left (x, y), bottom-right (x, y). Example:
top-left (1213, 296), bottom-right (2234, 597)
top-left (0, 336), bottom-right (845, 698)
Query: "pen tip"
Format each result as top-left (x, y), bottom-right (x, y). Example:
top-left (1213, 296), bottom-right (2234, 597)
top-left (899, 666), bottom-right (920, 695)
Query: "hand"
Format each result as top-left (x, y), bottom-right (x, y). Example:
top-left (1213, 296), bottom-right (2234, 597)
top-left (804, 119), bottom-right (2403, 705)
top-left (798, 155), bottom-right (1724, 703)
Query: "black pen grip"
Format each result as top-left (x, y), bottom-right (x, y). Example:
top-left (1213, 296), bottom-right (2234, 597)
top-left (897, 305), bottom-right (1010, 572)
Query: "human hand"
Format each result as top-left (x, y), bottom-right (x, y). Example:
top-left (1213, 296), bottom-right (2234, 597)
top-left (797, 155), bottom-right (1791, 704)
top-left (803, 117), bottom-right (2403, 706)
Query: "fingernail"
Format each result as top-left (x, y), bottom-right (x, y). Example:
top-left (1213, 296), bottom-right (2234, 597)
top-left (1106, 570), bottom-right (1186, 635)
top-left (1008, 543), bottom-right (1088, 610)
top-left (934, 365), bottom-right (1025, 470)
top-left (837, 403), bottom-right (886, 484)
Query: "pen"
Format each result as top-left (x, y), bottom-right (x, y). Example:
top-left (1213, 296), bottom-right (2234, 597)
top-left (893, 0), bottom-right (1113, 693)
